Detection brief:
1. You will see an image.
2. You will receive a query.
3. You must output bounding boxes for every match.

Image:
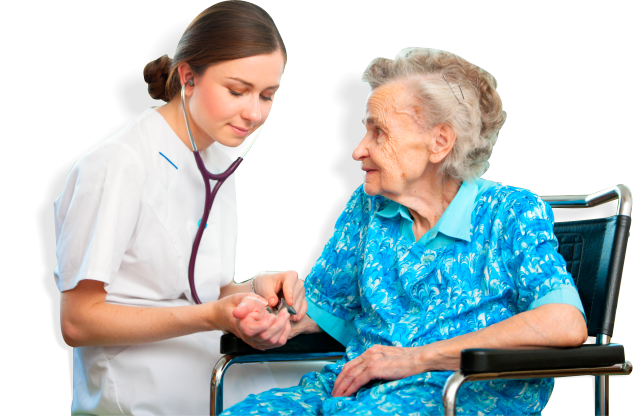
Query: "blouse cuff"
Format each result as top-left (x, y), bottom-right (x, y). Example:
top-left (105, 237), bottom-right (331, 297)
top-left (528, 284), bottom-right (587, 323)
top-left (306, 298), bottom-right (355, 346)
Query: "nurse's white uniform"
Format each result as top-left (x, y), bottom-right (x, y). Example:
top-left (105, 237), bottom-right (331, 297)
top-left (53, 108), bottom-right (307, 415)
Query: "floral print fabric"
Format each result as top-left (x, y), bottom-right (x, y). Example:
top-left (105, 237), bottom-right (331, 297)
top-left (223, 184), bottom-right (577, 416)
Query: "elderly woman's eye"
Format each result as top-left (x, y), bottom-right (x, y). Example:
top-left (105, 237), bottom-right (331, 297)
top-left (376, 128), bottom-right (382, 136)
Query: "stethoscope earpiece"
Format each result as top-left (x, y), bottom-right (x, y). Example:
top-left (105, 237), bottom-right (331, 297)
top-left (187, 79), bottom-right (194, 87)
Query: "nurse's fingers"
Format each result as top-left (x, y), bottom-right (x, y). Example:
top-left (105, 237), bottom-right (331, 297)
top-left (236, 293), bottom-right (269, 307)
top-left (236, 310), bottom-right (276, 338)
top-left (232, 295), bottom-right (268, 320)
top-left (253, 309), bottom-right (290, 343)
top-left (280, 271), bottom-right (298, 306)
top-left (272, 314), bottom-right (292, 346)
top-left (255, 315), bottom-right (292, 349)
top-left (290, 282), bottom-right (307, 322)
top-left (274, 320), bottom-right (292, 347)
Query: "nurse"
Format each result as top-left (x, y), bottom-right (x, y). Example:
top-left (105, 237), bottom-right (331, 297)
top-left (53, 1), bottom-right (308, 415)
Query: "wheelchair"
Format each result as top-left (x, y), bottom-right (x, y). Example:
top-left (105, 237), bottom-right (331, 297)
top-left (210, 185), bottom-right (632, 416)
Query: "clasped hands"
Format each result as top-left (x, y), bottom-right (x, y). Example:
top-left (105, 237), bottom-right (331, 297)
top-left (224, 271), bottom-right (307, 350)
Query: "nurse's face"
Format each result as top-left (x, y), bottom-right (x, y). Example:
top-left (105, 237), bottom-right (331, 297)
top-left (185, 50), bottom-right (285, 148)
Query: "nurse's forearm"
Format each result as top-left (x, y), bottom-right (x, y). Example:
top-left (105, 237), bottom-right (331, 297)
top-left (61, 279), bottom-right (232, 347)
top-left (63, 305), bottom-right (214, 347)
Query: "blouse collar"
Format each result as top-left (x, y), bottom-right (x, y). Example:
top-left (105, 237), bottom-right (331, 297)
top-left (376, 179), bottom-right (498, 245)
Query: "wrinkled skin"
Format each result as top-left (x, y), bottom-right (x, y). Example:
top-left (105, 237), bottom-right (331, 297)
top-left (353, 82), bottom-right (459, 238)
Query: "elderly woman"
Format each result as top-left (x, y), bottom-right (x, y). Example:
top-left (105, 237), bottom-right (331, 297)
top-left (222, 48), bottom-right (587, 416)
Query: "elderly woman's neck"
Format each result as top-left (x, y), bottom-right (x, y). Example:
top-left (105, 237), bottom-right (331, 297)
top-left (399, 175), bottom-right (462, 241)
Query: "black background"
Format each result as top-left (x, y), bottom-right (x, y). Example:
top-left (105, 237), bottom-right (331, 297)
top-left (53, 1), bottom-right (632, 415)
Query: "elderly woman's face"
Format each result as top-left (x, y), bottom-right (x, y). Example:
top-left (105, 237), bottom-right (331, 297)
top-left (354, 83), bottom-right (430, 198)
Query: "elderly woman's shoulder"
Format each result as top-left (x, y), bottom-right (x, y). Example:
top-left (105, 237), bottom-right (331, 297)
top-left (478, 182), bottom-right (554, 220)
top-left (481, 183), bottom-right (542, 203)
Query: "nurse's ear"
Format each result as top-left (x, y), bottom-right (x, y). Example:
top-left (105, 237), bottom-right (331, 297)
top-left (177, 63), bottom-right (196, 97)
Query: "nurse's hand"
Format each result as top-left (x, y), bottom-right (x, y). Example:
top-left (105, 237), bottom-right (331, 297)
top-left (221, 293), bottom-right (292, 350)
top-left (252, 271), bottom-right (307, 322)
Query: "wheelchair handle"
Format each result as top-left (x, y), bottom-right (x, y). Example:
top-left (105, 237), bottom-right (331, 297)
top-left (542, 184), bottom-right (632, 217)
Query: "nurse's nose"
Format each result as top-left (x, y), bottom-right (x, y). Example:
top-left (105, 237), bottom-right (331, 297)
top-left (242, 95), bottom-right (262, 124)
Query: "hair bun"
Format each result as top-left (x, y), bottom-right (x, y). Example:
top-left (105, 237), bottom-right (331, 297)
top-left (143, 55), bottom-right (172, 102)
top-left (144, 2), bottom-right (286, 103)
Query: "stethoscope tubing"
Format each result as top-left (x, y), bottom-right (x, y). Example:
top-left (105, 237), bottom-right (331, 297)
top-left (181, 79), bottom-right (259, 305)
top-left (188, 153), bottom-right (242, 304)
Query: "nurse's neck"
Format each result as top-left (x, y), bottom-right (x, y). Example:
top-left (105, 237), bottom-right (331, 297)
top-left (156, 98), bottom-right (215, 152)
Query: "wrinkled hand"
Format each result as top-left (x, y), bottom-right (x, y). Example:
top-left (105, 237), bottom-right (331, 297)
top-left (252, 271), bottom-right (307, 322)
top-left (225, 293), bottom-right (292, 350)
top-left (332, 345), bottom-right (427, 397)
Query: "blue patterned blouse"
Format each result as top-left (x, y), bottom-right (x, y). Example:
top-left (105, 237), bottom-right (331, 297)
top-left (224, 181), bottom-right (585, 416)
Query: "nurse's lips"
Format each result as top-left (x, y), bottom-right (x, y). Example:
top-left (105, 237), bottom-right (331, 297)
top-left (229, 124), bottom-right (249, 133)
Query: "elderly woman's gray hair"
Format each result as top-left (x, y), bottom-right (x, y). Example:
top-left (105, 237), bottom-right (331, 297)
top-left (362, 47), bottom-right (506, 181)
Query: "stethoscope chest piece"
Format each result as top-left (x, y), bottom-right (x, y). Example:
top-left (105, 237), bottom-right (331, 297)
top-left (266, 298), bottom-right (297, 316)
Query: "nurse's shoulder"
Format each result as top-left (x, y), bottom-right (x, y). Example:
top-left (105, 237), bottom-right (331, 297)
top-left (54, 111), bottom-right (146, 211)
top-left (59, 110), bottom-right (163, 198)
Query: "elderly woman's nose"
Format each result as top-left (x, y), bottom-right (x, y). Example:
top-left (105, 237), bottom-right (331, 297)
top-left (352, 135), bottom-right (371, 161)
top-left (352, 143), bottom-right (368, 161)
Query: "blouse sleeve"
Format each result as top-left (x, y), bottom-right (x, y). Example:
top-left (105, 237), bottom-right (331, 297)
top-left (304, 186), bottom-right (368, 324)
top-left (500, 190), bottom-right (586, 320)
top-left (53, 141), bottom-right (145, 292)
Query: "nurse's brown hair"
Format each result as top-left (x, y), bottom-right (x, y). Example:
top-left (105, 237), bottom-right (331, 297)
top-left (143, 0), bottom-right (287, 102)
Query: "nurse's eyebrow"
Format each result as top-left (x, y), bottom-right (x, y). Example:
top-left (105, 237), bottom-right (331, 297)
top-left (227, 77), bottom-right (279, 90)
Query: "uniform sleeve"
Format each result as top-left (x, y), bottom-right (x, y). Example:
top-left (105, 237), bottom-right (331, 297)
top-left (304, 186), bottom-right (368, 329)
top-left (500, 190), bottom-right (586, 321)
top-left (53, 141), bottom-right (145, 292)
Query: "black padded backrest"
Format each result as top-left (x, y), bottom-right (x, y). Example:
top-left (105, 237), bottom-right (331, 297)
top-left (553, 215), bottom-right (631, 337)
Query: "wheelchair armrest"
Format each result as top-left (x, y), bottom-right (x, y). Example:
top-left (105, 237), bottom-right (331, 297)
top-left (460, 343), bottom-right (625, 375)
top-left (220, 332), bottom-right (346, 355)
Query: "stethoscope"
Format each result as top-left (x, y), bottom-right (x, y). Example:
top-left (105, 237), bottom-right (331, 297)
top-left (180, 79), bottom-right (262, 305)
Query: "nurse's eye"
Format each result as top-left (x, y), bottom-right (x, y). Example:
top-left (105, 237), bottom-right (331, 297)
top-left (260, 95), bottom-right (273, 102)
top-left (228, 89), bottom-right (243, 97)
top-left (229, 89), bottom-right (273, 101)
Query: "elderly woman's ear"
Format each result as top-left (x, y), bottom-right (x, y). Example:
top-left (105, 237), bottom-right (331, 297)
top-left (428, 124), bottom-right (456, 164)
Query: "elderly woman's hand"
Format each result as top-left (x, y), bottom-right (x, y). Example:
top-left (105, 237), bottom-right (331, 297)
top-left (252, 271), bottom-right (308, 322)
top-left (331, 345), bottom-right (430, 397)
top-left (217, 293), bottom-right (292, 350)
